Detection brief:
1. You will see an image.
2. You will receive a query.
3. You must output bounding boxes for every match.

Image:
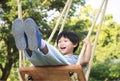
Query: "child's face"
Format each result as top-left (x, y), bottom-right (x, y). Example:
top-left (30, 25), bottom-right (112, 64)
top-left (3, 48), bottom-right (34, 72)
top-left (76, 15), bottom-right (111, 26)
top-left (57, 36), bottom-right (77, 55)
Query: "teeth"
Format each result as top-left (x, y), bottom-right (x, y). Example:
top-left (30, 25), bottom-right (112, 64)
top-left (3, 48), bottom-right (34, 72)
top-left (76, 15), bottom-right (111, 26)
top-left (61, 47), bottom-right (66, 49)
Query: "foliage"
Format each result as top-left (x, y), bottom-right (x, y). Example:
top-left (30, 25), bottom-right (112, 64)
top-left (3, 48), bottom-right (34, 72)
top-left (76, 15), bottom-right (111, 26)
top-left (89, 14), bottom-right (120, 80)
top-left (90, 60), bottom-right (120, 81)
top-left (0, 0), bottom-right (86, 80)
top-left (0, 0), bottom-right (120, 81)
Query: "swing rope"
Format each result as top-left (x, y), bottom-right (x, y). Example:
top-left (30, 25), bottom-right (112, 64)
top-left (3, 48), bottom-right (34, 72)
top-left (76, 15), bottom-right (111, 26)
top-left (54, 0), bottom-right (72, 47)
top-left (57, 0), bottom-right (72, 34)
top-left (85, 0), bottom-right (108, 80)
top-left (17, 0), bottom-right (25, 81)
top-left (76, 0), bottom-right (107, 65)
top-left (47, 0), bottom-right (72, 43)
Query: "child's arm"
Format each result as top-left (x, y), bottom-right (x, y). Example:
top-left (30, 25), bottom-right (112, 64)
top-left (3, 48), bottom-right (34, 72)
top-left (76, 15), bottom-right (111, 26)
top-left (80, 37), bottom-right (92, 66)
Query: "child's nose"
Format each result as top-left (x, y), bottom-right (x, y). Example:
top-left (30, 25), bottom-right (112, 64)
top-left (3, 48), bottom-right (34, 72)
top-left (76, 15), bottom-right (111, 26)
top-left (60, 42), bottom-right (64, 45)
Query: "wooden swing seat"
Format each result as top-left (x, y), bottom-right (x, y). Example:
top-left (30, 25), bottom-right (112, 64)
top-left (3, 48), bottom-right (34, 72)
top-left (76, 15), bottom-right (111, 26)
top-left (19, 65), bottom-right (86, 81)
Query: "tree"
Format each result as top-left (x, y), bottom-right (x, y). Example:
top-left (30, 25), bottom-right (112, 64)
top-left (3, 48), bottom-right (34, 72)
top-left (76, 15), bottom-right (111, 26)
top-left (0, 0), bottom-right (86, 80)
top-left (2, 0), bottom-right (120, 80)
top-left (90, 14), bottom-right (120, 81)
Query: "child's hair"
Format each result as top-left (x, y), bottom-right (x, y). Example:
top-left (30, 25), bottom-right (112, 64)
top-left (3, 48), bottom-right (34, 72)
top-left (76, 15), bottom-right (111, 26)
top-left (57, 30), bottom-right (80, 53)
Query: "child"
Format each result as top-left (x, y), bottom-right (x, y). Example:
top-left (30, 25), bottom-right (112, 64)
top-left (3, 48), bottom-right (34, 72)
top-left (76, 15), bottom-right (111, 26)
top-left (12, 18), bottom-right (91, 66)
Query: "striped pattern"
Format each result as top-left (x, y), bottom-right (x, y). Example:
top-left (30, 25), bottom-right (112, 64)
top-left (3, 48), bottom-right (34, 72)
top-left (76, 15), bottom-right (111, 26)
top-left (64, 54), bottom-right (78, 64)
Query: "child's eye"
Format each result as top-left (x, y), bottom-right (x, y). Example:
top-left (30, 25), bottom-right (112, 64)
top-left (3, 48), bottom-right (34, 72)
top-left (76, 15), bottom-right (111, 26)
top-left (58, 40), bottom-right (61, 43)
top-left (64, 40), bottom-right (68, 42)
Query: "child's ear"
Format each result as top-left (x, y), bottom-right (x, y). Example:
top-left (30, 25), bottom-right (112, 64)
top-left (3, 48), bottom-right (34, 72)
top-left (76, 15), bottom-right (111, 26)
top-left (73, 43), bottom-right (78, 47)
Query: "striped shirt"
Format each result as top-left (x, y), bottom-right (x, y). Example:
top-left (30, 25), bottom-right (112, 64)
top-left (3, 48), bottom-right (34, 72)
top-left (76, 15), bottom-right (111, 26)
top-left (64, 54), bottom-right (79, 64)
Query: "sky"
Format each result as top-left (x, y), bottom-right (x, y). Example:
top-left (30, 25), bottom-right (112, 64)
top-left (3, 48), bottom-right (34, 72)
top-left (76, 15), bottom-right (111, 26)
top-left (86, 0), bottom-right (120, 23)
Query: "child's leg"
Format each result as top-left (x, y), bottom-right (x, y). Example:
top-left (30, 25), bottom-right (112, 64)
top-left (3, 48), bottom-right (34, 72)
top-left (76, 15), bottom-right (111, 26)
top-left (17, 18), bottom-right (70, 66)
top-left (24, 40), bottom-right (70, 66)
top-left (12, 18), bottom-right (49, 66)
top-left (24, 49), bottom-right (50, 66)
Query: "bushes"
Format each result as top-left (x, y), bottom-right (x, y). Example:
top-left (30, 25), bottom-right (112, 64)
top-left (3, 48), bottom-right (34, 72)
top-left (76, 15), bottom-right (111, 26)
top-left (90, 59), bottom-right (120, 81)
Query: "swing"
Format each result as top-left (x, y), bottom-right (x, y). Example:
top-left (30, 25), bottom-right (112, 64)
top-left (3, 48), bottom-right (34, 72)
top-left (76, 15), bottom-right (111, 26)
top-left (18, 0), bottom-right (108, 81)
top-left (19, 65), bottom-right (85, 81)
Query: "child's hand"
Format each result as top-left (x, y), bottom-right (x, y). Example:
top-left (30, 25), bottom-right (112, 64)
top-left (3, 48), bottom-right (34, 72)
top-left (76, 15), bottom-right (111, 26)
top-left (83, 37), bottom-right (91, 46)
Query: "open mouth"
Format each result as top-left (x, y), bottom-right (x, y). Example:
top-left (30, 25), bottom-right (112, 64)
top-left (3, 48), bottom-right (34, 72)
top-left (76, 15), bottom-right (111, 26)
top-left (60, 47), bottom-right (66, 50)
